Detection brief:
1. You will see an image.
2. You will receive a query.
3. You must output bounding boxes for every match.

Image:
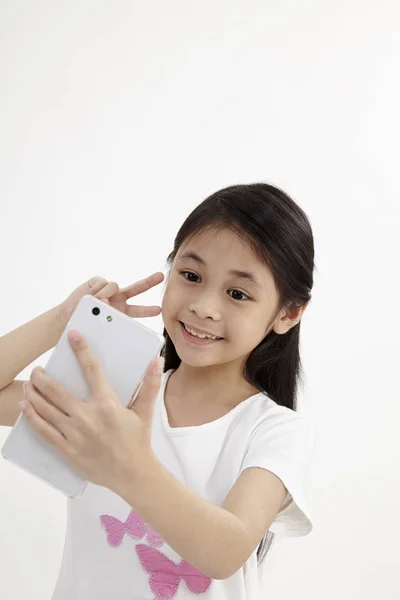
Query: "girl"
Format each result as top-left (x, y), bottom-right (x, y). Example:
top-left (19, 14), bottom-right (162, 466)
top-left (0, 182), bottom-right (317, 599)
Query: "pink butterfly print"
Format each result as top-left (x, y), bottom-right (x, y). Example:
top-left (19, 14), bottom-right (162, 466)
top-left (100, 509), bottom-right (164, 548)
top-left (136, 544), bottom-right (212, 600)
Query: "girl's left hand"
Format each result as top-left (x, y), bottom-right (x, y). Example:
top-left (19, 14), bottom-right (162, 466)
top-left (19, 330), bottom-right (165, 493)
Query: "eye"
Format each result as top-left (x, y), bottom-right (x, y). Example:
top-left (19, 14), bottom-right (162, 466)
top-left (179, 271), bottom-right (250, 301)
top-left (180, 270), bottom-right (200, 283)
top-left (228, 289), bottom-right (249, 301)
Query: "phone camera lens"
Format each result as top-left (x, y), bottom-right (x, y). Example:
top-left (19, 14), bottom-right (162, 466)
top-left (92, 307), bottom-right (100, 316)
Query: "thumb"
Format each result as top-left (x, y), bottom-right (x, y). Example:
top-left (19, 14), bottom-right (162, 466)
top-left (129, 357), bottom-right (165, 422)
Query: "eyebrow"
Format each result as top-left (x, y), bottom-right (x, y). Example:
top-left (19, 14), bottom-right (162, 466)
top-left (177, 251), bottom-right (263, 291)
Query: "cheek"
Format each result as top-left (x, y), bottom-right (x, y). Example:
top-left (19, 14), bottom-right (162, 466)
top-left (161, 287), bottom-right (181, 323)
top-left (235, 315), bottom-right (266, 345)
top-left (251, 320), bottom-right (270, 347)
top-left (161, 293), bottom-right (168, 314)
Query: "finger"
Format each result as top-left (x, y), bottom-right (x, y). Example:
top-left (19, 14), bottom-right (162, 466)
top-left (24, 382), bottom-right (68, 434)
top-left (19, 398), bottom-right (69, 455)
top-left (95, 281), bottom-right (119, 300)
top-left (68, 331), bottom-right (110, 397)
top-left (77, 277), bottom-right (109, 296)
top-left (130, 357), bottom-right (164, 422)
top-left (118, 272), bottom-right (164, 301)
top-left (30, 367), bottom-right (79, 416)
top-left (88, 276), bottom-right (109, 290)
top-left (125, 305), bottom-right (162, 318)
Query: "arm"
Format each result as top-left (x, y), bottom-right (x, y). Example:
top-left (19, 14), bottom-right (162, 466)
top-left (115, 456), bottom-right (287, 580)
top-left (0, 305), bottom-right (65, 426)
top-left (0, 274), bottom-right (127, 426)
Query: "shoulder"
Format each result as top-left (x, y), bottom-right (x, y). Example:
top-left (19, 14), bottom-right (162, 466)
top-left (244, 397), bottom-right (317, 467)
top-left (239, 391), bottom-right (316, 450)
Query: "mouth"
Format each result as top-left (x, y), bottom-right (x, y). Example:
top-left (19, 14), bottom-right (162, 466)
top-left (179, 321), bottom-right (224, 345)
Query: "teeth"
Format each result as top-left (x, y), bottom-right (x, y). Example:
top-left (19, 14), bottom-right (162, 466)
top-left (183, 323), bottom-right (219, 340)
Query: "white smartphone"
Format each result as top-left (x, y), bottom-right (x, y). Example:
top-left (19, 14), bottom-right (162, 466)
top-left (1, 295), bottom-right (164, 498)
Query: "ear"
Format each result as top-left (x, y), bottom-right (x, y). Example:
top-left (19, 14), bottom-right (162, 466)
top-left (273, 300), bottom-right (310, 335)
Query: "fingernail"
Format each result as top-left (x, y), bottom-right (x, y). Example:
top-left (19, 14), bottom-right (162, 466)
top-left (152, 357), bottom-right (165, 375)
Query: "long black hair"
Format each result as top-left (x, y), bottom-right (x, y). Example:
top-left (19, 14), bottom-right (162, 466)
top-left (160, 182), bottom-right (316, 566)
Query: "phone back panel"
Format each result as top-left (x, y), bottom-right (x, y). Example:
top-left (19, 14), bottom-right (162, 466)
top-left (1, 295), bottom-right (164, 498)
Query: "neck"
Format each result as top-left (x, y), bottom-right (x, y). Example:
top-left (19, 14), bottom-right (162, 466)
top-left (169, 361), bottom-right (259, 407)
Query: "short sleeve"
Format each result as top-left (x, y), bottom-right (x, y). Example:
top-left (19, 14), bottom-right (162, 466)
top-left (239, 409), bottom-right (317, 537)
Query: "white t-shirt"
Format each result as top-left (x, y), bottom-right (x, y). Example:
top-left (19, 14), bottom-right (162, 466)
top-left (51, 369), bottom-right (316, 600)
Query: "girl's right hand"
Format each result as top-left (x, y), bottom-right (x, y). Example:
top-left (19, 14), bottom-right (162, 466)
top-left (58, 272), bottom-right (164, 327)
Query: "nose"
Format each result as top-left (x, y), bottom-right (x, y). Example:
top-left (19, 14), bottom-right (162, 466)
top-left (187, 295), bottom-right (222, 322)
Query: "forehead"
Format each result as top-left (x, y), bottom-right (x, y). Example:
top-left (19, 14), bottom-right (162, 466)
top-left (177, 227), bottom-right (255, 260)
top-left (175, 228), bottom-right (275, 291)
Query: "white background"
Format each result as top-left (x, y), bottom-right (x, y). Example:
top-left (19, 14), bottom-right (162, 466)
top-left (0, 1), bottom-right (399, 598)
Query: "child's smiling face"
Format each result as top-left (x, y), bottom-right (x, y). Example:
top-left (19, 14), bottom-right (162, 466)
top-left (162, 227), bottom-right (301, 370)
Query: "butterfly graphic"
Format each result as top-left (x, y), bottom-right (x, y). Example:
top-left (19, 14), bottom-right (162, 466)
top-left (136, 544), bottom-right (212, 599)
top-left (100, 509), bottom-right (164, 548)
